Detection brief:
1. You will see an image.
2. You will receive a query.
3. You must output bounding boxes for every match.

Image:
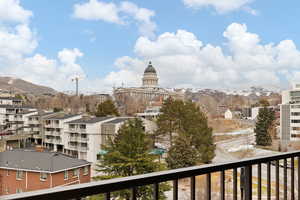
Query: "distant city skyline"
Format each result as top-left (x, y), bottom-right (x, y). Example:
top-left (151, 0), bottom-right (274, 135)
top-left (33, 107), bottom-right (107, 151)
top-left (1, 0), bottom-right (300, 92)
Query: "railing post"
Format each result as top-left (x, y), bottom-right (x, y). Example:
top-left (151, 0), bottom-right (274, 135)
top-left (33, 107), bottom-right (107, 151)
top-left (153, 183), bottom-right (159, 200)
top-left (244, 165), bottom-right (252, 200)
top-left (105, 192), bottom-right (110, 200)
top-left (173, 179), bottom-right (178, 200)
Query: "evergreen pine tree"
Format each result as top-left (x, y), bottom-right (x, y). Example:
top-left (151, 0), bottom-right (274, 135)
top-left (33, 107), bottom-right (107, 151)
top-left (95, 99), bottom-right (119, 117)
top-left (156, 98), bottom-right (185, 146)
top-left (255, 107), bottom-right (275, 146)
top-left (166, 134), bottom-right (198, 169)
top-left (158, 99), bottom-right (215, 168)
top-left (95, 118), bottom-right (169, 199)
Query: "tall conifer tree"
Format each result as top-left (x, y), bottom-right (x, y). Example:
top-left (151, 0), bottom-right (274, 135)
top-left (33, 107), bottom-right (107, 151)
top-left (157, 99), bottom-right (215, 168)
top-left (95, 99), bottom-right (119, 117)
top-left (255, 107), bottom-right (275, 146)
top-left (95, 118), bottom-right (169, 199)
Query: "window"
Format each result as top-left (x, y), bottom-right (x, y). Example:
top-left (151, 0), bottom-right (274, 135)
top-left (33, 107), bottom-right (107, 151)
top-left (292, 112), bottom-right (300, 116)
top-left (6, 169), bottom-right (9, 176)
top-left (64, 171), bottom-right (68, 180)
top-left (5, 187), bottom-right (9, 194)
top-left (291, 134), bottom-right (300, 138)
top-left (16, 188), bottom-right (22, 193)
top-left (16, 170), bottom-right (24, 180)
top-left (83, 166), bottom-right (89, 175)
top-left (291, 120), bottom-right (300, 123)
top-left (40, 173), bottom-right (47, 181)
top-left (291, 91), bottom-right (300, 97)
top-left (73, 169), bottom-right (79, 177)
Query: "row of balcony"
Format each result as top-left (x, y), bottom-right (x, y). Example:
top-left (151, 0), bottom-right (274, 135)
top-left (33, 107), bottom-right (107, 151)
top-left (44, 131), bottom-right (61, 136)
top-left (68, 144), bottom-right (88, 152)
top-left (69, 136), bottom-right (89, 142)
top-left (68, 127), bottom-right (86, 132)
top-left (44, 137), bottom-right (62, 144)
top-left (44, 123), bottom-right (60, 128)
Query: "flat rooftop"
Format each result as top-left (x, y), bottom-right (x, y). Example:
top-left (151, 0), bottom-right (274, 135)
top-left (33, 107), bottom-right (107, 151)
top-left (104, 117), bottom-right (131, 124)
top-left (0, 97), bottom-right (22, 101)
top-left (68, 116), bottom-right (113, 124)
top-left (44, 113), bottom-right (80, 120)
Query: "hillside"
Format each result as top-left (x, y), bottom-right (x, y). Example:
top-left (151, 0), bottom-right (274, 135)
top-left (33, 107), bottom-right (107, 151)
top-left (0, 77), bottom-right (57, 96)
top-left (185, 87), bottom-right (281, 117)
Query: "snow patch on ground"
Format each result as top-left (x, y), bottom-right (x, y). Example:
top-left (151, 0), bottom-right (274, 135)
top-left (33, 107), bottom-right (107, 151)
top-left (214, 128), bottom-right (253, 136)
top-left (228, 144), bottom-right (254, 152)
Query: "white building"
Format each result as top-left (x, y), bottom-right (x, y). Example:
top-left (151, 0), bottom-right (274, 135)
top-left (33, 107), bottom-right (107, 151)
top-left (27, 112), bottom-right (57, 145)
top-left (136, 106), bottom-right (161, 120)
top-left (114, 62), bottom-right (184, 106)
top-left (280, 83), bottom-right (300, 141)
top-left (251, 107), bottom-right (261, 120)
top-left (43, 113), bottom-right (82, 152)
top-left (224, 109), bottom-right (233, 119)
top-left (64, 116), bottom-right (117, 163)
top-left (65, 117), bottom-right (131, 176)
top-left (0, 105), bottom-right (37, 133)
top-left (0, 97), bottom-right (22, 106)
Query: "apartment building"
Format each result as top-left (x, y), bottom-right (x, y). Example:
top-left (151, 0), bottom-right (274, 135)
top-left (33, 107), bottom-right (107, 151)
top-left (0, 97), bottom-right (22, 106)
top-left (27, 112), bottom-right (56, 145)
top-left (281, 83), bottom-right (300, 141)
top-left (0, 150), bottom-right (90, 196)
top-left (0, 105), bottom-right (37, 133)
top-left (43, 114), bottom-right (81, 152)
top-left (64, 117), bottom-right (115, 163)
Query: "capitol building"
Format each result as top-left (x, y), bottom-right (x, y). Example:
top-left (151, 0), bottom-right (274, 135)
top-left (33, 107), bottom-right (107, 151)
top-left (113, 62), bottom-right (184, 106)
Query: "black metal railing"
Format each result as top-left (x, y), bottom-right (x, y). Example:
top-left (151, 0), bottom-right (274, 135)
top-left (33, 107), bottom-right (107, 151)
top-left (3, 150), bottom-right (300, 200)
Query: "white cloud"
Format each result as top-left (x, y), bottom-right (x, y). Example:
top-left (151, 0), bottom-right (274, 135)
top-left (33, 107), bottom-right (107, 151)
top-left (73, 0), bottom-right (157, 38)
top-left (104, 23), bottom-right (300, 90)
top-left (0, 24), bottom-right (37, 60)
top-left (0, 0), bottom-right (32, 23)
top-left (3, 47), bottom-right (87, 91)
top-left (183, 0), bottom-right (256, 14)
top-left (0, 0), bottom-right (88, 91)
top-left (73, 0), bottom-right (122, 24)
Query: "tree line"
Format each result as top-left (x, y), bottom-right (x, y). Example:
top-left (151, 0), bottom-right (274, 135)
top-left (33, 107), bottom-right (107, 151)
top-left (91, 98), bottom-right (215, 199)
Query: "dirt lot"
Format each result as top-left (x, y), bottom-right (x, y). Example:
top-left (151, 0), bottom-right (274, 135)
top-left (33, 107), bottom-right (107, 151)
top-left (209, 118), bottom-right (252, 133)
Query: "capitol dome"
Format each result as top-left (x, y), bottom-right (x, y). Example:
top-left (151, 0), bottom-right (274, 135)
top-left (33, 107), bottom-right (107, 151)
top-left (144, 61), bottom-right (157, 74)
top-left (142, 61), bottom-right (158, 88)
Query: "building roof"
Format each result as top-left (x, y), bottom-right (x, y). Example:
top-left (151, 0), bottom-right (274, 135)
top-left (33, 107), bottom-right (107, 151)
top-left (0, 150), bottom-right (90, 173)
top-left (0, 105), bottom-right (32, 109)
top-left (45, 113), bottom-right (80, 120)
top-left (0, 97), bottom-right (22, 101)
top-left (104, 117), bottom-right (131, 124)
top-left (29, 112), bottom-right (56, 117)
top-left (16, 110), bottom-right (37, 115)
top-left (68, 116), bottom-right (113, 124)
top-left (144, 61), bottom-right (156, 74)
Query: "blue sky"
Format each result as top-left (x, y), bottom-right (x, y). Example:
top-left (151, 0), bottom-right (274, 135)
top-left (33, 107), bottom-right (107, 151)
top-left (1, 0), bottom-right (300, 92)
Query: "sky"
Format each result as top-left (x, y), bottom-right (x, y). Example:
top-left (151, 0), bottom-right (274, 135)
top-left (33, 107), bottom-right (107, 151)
top-left (1, 0), bottom-right (300, 93)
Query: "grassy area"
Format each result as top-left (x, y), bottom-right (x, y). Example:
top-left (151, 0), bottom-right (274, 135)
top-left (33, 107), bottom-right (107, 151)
top-left (214, 134), bottom-right (245, 142)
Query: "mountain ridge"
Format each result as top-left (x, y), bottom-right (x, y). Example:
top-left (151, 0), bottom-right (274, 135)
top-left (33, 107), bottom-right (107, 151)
top-left (0, 77), bottom-right (57, 96)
